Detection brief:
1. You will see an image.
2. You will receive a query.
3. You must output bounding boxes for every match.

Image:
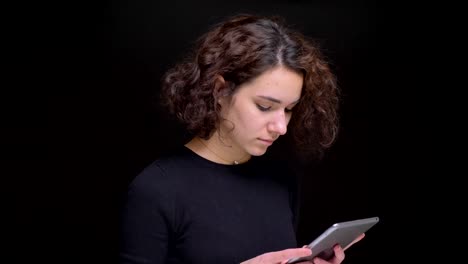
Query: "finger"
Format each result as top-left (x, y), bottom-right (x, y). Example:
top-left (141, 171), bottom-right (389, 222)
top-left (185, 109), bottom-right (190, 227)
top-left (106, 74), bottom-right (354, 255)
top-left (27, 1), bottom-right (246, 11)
top-left (311, 258), bottom-right (327, 264)
top-left (312, 245), bottom-right (345, 264)
top-left (270, 248), bottom-right (311, 263)
top-left (274, 248), bottom-right (312, 259)
top-left (332, 244), bottom-right (345, 263)
top-left (343, 233), bottom-right (365, 251)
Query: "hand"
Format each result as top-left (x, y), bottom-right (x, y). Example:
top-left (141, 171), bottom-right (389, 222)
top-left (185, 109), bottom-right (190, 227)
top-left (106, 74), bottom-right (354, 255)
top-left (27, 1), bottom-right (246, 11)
top-left (240, 233), bottom-right (365, 264)
top-left (240, 248), bottom-right (312, 264)
top-left (308, 233), bottom-right (366, 264)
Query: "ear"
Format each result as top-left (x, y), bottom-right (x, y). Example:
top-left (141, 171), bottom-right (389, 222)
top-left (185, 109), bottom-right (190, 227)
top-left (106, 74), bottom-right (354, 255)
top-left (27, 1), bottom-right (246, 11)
top-left (213, 75), bottom-right (228, 106)
top-left (214, 74), bottom-right (226, 94)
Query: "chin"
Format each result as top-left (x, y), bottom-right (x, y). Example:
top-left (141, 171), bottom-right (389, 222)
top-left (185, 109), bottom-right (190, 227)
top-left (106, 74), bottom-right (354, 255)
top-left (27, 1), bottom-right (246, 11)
top-left (248, 147), bottom-right (268, 156)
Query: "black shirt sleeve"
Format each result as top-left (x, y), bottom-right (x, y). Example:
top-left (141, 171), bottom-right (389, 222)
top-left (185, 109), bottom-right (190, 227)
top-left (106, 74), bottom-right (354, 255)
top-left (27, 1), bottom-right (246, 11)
top-left (119, 163), bottom-right (173, 264)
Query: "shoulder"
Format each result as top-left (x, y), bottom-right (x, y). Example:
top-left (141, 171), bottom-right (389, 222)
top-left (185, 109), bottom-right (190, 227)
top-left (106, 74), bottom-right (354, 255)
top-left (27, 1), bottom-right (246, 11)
top-left (127, 147), bottom-right (200, 196)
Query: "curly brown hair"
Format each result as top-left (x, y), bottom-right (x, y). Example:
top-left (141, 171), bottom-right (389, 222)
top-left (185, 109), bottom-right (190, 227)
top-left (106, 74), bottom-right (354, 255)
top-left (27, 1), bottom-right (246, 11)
top-left (161, 14), bottom-right (339, 159)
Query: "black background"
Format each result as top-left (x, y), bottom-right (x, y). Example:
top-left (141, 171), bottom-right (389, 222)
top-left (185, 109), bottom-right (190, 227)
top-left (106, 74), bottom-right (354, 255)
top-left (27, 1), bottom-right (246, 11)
top-left (7, 1), bottom-right (391, 263)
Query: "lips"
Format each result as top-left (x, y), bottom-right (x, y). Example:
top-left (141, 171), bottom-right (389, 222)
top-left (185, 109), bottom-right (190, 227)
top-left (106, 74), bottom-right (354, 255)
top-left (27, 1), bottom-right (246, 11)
top-left (258, 138), bottom-right (274, 145)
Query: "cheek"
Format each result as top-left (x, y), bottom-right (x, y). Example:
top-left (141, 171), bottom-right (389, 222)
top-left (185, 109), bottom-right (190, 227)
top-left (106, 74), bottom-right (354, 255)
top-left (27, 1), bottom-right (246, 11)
top-left (234, 106), bottom-right (263, 131)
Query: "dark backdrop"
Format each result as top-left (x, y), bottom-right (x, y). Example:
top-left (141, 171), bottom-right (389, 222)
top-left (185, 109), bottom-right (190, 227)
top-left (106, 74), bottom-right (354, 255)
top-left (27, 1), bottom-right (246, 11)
top-left (9, 1), bottom-right (386, 263)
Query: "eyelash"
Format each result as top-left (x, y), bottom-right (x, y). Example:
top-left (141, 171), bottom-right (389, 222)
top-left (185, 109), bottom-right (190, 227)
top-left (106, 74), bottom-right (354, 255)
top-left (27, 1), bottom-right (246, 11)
top-left (256, 104), bottom-right (293, 113)
top-left (256, 104), bottom-right (271, 112)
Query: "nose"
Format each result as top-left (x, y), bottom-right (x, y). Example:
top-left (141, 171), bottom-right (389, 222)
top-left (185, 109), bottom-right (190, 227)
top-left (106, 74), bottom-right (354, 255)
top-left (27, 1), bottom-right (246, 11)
top-left (267, 111), bottom-right (288, 136)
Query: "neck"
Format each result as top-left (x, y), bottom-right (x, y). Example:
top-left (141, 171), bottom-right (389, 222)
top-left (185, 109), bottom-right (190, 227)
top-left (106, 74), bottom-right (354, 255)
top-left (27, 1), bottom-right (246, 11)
top-left (185, 133), bottom-right (251, 165)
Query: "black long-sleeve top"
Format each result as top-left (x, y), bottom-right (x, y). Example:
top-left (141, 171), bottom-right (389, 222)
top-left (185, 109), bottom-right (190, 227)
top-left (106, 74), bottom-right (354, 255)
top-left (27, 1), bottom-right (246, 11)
top-left (119, 147), bottom-right (299, 264)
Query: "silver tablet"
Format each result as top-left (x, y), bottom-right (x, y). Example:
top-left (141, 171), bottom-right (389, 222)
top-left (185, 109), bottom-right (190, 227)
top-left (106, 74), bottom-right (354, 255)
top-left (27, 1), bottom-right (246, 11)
top-left (287, 216), bottom-right (379, 264)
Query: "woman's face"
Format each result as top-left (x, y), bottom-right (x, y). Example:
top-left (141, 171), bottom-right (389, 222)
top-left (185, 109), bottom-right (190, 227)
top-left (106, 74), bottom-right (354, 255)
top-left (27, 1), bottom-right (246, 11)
top-left (218, 66), bottom-right (303, 156)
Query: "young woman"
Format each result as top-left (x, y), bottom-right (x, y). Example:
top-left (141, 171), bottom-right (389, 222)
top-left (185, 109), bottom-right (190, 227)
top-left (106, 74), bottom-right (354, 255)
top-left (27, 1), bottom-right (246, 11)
top-left (119, 14), bottom-right (363, 264)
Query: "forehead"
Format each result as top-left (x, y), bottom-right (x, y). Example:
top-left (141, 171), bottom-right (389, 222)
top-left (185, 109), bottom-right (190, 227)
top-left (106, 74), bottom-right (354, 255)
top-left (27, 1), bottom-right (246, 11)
top-left (237, 66), bottom-right (303, 101)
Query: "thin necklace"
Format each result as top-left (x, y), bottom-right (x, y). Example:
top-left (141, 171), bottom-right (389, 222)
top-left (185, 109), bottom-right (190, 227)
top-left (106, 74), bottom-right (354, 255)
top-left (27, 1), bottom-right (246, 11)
top-left (196, 137), bottom-right (248, 165)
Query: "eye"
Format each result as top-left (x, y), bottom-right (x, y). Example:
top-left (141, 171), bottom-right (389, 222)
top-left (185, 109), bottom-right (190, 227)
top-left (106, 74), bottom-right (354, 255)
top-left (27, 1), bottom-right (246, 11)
top-left (256, 104), bottom-right (271, 112)
top-left (285, 108), bottom-right (294, 113)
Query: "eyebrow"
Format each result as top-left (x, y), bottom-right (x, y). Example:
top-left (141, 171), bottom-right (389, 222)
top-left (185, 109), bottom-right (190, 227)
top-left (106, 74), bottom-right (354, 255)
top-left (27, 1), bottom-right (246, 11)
top-left (257, 95), bottom-right (301, 105)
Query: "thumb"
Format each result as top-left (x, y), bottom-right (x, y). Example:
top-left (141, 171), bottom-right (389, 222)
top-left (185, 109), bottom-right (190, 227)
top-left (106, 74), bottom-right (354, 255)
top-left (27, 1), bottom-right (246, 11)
top-left (267, 248), bottom-right (311, 263)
